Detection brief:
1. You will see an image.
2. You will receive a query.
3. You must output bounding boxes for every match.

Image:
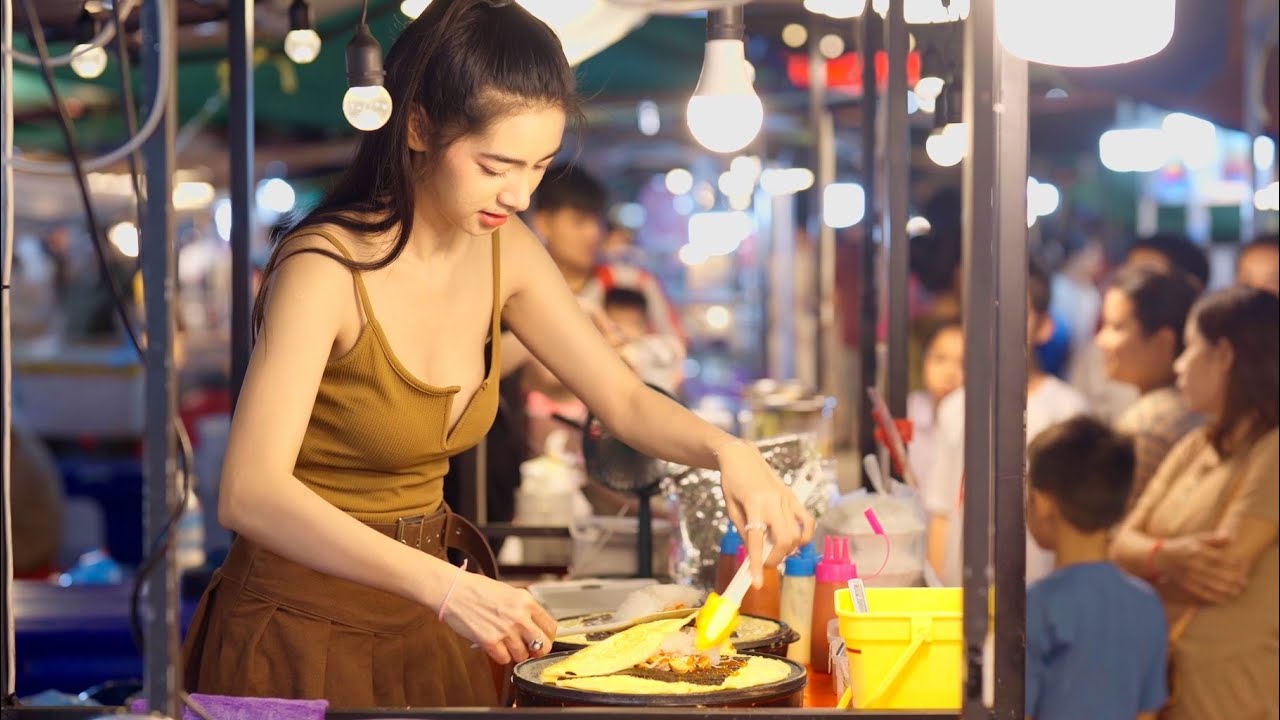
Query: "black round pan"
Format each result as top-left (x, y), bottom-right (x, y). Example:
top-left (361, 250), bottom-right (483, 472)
top-left (512, 651), bottom-right (806, 708)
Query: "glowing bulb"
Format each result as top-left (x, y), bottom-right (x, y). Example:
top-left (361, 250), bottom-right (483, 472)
top-left (108, 222), bottom-right (140, 258)
top-left (1027, 177), bottom-right (1060, 217)
top-left (926, 123), bottom-right (967, 167)
top-left (906, 215), bottom-right (932, 236)
top-left (400, 0), bottom-right (430, 18)
top-left (705, 305), bottom-right (732, 330)
top-left (782, 23), bottom-right (808, 48)
top-left (285, 29), bottom-right (322, 64)
top-left (1254, 181), bottom-right (1279, 213)
top-left (343, 85), bottom-right (393, 131)
top-left (637, 100), bottom-right (661, 136)
top-left (70, 43), bottom-right (108, 79)
top-left (823, 183), bottom-right (866, 228)
top-left (914, 76), bottom-right (944, 102)
top-left (819, 34), bottom-right (845, 59)
top-left (1253, 136), bottom-right (1276, 171)
top-left (686, 39), bottom-right (764, 154)
top-left (996, 0), bottom-right (1175, 67)
top-left (759, 168), bottom-right (815, 196)
top-left (665, 168), bottom-right (694, 196)
top-left (805, 0), bottom-right (867, 18)
top-left (257, 178), bottom-right (297, 215)
top-left (1098, 128), bottom-right (1168, 172)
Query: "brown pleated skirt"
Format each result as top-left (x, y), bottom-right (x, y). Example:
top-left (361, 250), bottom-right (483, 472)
top-left (182, 523), bottom-right (500, 708)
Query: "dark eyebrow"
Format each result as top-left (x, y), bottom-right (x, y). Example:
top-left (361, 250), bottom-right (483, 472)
top-left (479, 148), bottom-right (560, 167)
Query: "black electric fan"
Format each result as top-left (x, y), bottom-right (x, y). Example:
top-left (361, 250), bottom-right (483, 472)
top-left (576, 384), bottom-right (676, 578)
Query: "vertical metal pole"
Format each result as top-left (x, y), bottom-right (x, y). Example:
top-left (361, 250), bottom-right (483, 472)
top-left (1241, 0), bottom-right (1276, 242)
top-left (883, 0), bottom-right (909, 419)
top-left (141, 0), bottom-right (181, 715)
top-left (961, 0), bottom-right (997, 715)
top-left (0, 0), bottom-right (16, 702)
top-left (992, 48), bottom-right (1029, 720)
top-left (809, 28), bottom-right (834, 393)
top-left (769, 194), bottom-right (797, 380)
top-left (857, 13), bottom-right (881, 470)
top-left (229, 0), bottom-right (255, 405)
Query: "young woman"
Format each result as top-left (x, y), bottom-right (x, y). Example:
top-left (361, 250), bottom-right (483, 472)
top-left (183, 0), bottom-right (812, 707)
top-left (1111, 287), bottom-right (1279, 720)
top-left (1094, 266), bottom-right (1202, 501)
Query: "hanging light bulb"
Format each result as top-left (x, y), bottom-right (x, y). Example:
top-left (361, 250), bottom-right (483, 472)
top-left (686, 7), bottom-right (764, 155)
top-left (995, 0), bottom-right (1175, 67)
top-left (70, 43), bottom-right (108, 79)
top-left (400, 0), bottom-right (431, 18)
top-left (285, 0), bottom-right (322, 64)
top-left (70, 9), bottom-right (108, 79)
top-left (343, 18), bottom-right (393, 131)
top-left (926, 123), bottom-right (967, 167)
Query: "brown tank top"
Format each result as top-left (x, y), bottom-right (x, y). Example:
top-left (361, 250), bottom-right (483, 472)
top-left (287, 228), bottom-right (502, 523)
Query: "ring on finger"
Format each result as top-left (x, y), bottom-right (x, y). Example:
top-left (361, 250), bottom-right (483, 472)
top-left (743, 521), bottom-right (768, 533)
top-left (528, 638), bottom-right (545, 653)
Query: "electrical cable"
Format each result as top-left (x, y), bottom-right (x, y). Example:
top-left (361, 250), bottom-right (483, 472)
top-left (1, 0), bottom-right (16, 701)
top-left (1, 0), bottom-right (138, 67)
top-left (17, 0), bottom-right (196, 658)
top-left (4, 0), bottom-right (172, 176)
top-left (110, 0), bottom-right (145, 215)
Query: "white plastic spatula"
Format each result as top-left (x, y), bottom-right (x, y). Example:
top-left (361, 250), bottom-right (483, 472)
top-left (694, 538), bottom-right (773, 650)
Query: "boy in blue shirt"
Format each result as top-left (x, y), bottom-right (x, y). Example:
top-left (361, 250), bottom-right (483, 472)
top-left (1025, 416), bottom-right (1168, 720)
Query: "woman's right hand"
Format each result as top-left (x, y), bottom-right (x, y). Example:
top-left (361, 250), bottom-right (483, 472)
top-left (1156, 531), bottom-right (1248, 604)
top-left (436, 571), bottom-right (559, 665)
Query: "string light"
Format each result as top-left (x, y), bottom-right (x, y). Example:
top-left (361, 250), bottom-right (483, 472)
top-left (686, 7), bottom-right (764, 154)
top-left (284, 0), bottom-right (322, 64)
top-left (343, 4), bottom-right (392, 131)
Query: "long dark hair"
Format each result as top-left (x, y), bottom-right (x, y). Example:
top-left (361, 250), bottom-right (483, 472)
top-left (1190, 286), bottom-right (1280, 454)
top-left (252, 0), bottom-right (580, 336)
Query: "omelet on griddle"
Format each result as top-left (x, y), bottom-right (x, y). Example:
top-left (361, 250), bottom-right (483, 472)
top-left (540, 617), bottom-right (792, 695)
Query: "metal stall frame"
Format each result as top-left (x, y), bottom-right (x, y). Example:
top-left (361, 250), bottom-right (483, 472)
top-left (229, 0), bottom-right (255, 406)
top-left (960, 0), bottom-right (1029, 718)
top-left (0, 0), bottom-right (1029, 717)
top-left (881, 0), bottom-right (910, 420)
top-left (140, 0), bottom-right (182, 716)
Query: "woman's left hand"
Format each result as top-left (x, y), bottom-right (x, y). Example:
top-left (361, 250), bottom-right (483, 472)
top-left (716, 440), bottom-right (815, 587)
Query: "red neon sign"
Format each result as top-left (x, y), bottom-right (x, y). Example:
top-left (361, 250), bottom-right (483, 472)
top-left (786, 51), bottom-right (922, 95)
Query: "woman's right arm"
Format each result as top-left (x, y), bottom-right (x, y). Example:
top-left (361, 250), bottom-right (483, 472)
top-left (218, 246), bottom-right (555, 664)
top-left (1111, 433), bottom-right (1199, 576)
top-left (1111, 432), bottom-right (1247, 603)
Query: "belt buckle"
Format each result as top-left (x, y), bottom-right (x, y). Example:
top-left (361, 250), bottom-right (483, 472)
top-left (395, 514), bottom-right (427, 546)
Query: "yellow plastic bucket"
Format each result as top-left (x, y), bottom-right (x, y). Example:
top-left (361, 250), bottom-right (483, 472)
top-left (835, 586), bottom-right (963, 710)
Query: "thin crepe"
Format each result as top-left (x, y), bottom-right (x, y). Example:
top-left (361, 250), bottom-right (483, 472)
top-left (551, 655), bottom-right (794, 695)
top-left (540, 617), bottom-right (694, 683)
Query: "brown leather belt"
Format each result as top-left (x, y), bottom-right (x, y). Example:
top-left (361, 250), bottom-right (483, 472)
top-left (366, 509), bottom-right (500, 581)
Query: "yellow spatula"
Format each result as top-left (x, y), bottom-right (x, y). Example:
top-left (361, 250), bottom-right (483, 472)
top-left (694, 538), bottom-right (772, 651)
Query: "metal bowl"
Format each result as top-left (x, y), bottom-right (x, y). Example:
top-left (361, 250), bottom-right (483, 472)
top-left (512, 651), bottom-right (807, 708)
top-left (552, 613), bottom-right (799, 658)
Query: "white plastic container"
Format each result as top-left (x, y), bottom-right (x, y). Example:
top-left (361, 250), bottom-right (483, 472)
top-left (819, 489), bottom-right (927, 588)
top-left (513, 431), bottom-right (592, 565)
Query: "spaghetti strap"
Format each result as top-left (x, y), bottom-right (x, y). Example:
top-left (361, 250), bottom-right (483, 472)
top-left (284, 228), bottom-right (378, 323)
top-left (489, 230), bottom-right (502, 340)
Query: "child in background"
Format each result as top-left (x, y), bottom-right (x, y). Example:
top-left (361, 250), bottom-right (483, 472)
top-left (603, 287), bottom-right (684, 395)
top-left (1025, 416), bottom-right (1168, 720)
top-left (925, 261), bottom-right (1089, 586)
top-left (906, 318), bottom-right (963, 487)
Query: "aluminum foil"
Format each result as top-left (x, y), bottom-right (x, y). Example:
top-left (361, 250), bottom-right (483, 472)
top-left (660, 433), bottom-right (833, 588)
